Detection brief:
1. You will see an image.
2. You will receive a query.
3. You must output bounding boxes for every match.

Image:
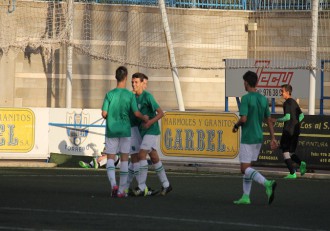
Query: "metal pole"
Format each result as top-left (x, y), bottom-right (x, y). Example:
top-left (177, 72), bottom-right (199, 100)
top-left (158, 0), bottom-right (185, 111)
top-left (308, 0), bottom-right (319, 115)
top-left (66, 0), bottom-right (74, 108)
top-left (225, 97), bottom-right (229, 112)
top-left (320, 60), bottom-right (325, 115)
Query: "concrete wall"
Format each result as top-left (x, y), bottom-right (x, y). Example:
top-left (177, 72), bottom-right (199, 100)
top-left (0, 5), bottom-right (329, 112)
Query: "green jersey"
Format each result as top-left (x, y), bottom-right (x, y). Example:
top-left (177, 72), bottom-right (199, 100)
top-left (102, 88), bottom-right (139, 138)
top-left (129, 105), bottom-right (140, 128)
top-left (239, 91), bottom-right (270, 144)
top-left (136, 90), bottom-right (160, 137)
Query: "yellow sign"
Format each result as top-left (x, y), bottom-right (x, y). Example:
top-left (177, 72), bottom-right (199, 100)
top-left (161, 112), bottom-right (240, 158)
top-left (0, 108), bottom-right (35, 152)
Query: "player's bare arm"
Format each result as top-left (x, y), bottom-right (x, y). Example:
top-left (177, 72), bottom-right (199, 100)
top-left (102, 110), bottom-right (107, 119)
top-left (144, 107), bottom-right (164, 129)
top-left (266, 117), bottom-right (278, 150)
top-left (134, 111), bottom-right (149, 123)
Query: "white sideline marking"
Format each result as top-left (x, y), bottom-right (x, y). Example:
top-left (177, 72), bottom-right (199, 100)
top-left (0, 227), bottom-right (33, 231)
top-left (0, 174), bottom-right (106, 177)
top-left (0, 226), bottom-right (57, 231)
top-left (0, 173), bottom-right (235, 178)
top-left (0, 226), bottom-right (56, 231)
top-left (0, 207), bottom-right (325, 231)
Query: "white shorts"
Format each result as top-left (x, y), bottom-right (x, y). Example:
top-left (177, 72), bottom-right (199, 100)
top-left (238, 143), bottom-right (262, 163)
top-left (129, 126), bottom-right (142, 155)
top-left (140, 134), bottom-right (158, 152)
top-left (104, 137), bottom-right (131, 154)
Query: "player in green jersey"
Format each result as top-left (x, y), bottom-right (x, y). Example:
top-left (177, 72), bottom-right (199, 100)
top-left (131, 73), bottom-right (172, 197)
top-left (232, 71), bottom-right (278, 205)
top-left (101, 66), bottom-right (148, 198)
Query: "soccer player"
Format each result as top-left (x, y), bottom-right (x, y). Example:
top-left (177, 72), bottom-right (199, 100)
top-left (232, 70), bottom-right (278, 205)
top-left (78, 154), bottom-right (107, 169)
top-left (271, 84), bottom-right (306, 179)
top-left (102, 66), bottom-right (148, 198)
top-left (131, 73), bottom-right (172, 196)
top-left (78, 151), bottom-right (119, 169)
top-left (126, 73), bottom-right (148, 193)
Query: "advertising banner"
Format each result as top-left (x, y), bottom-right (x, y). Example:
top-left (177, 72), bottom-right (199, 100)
top-left (0, 107), bottom-right (49, 159)
top-left (161, 112), bottom-right (240, 158)
top-left (225, 59), bottom-right (321, 99)
top-left (48, 108), bottom-right (105, 157)
top-left (257, 115), bottom-right (330, 169)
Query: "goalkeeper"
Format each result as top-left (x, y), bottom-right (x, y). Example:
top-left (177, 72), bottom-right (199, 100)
top-left (271, 84), bottom-right (306, 179)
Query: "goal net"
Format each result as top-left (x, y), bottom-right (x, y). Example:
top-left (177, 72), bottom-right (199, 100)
top-left (0, 0), bottom-right (330, 71)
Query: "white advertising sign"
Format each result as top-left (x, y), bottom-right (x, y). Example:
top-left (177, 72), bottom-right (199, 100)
top-left (0, 107), bottom-right (49, 159)
top-left (48, 108), bottom-right (105, 157)
top-left (225, 59), bottom-right (321, 99)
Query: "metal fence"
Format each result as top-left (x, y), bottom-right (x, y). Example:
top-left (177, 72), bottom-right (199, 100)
top-left (80, 0), bottom-right (329, 10)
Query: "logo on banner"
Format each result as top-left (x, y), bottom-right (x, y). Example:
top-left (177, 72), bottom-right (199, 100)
top-left (255, 60), bottom-right (293, 97)
top-left (256, 60), bottom-right (293, 87)
top-left (0, 108), bottom-right (35, 152)
top-left (66, 112), bottom-right (89, 146)
top-left (225, 58), bottom-right (317, 99)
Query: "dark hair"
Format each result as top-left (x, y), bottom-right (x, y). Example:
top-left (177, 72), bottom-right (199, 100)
top-left (243, 71), bottom-right (258, 88)
top-left (281, 84), bottom-right (292, 95)
top-left (143, 74), bottom-right (149, 81)
top-left (132, 72), bottom-right (145, 82)
top-left (115, 66), bottom-right (128, 82)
